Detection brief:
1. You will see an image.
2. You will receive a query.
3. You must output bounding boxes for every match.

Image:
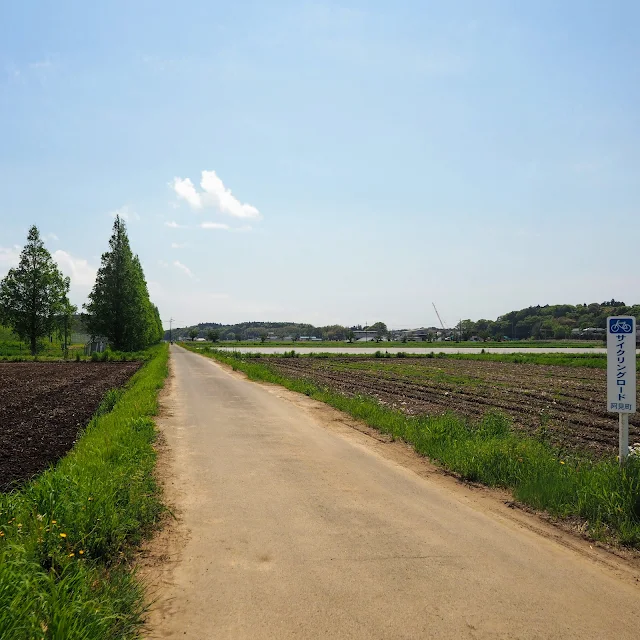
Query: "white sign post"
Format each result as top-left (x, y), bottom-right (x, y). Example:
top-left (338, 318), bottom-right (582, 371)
top-left (607, 316), bottom-right (637, 465)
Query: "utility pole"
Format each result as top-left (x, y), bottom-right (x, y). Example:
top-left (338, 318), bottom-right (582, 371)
top-left (432, 303), bottom-right (447, 339)
top-left (168, 317), bottom-right (174, 343)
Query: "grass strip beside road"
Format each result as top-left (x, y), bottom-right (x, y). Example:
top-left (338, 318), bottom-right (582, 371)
top-left (0, 343), bottom-right (169, 640)
top-left (188, 345), bottom-right (640, 548)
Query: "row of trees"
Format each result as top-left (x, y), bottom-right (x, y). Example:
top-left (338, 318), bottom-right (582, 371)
top-left (175, 301), bottom-right (640, 344)
top-left (84, 216), bottom-right (163, 351)
top-left (456, 301), bottom-right (640, 341)
top-left (0, 217), bottom-right (162, 355)
top-left (177, 321), bottom-right (390, 343)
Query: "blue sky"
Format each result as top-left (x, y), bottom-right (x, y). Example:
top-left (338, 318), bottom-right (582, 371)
top-left (1, 1), bottom-right (639, 329)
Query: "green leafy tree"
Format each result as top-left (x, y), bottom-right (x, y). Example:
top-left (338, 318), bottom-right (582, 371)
top-left (189, 328), bottom-right (199, 341)
top-left (206, 329), bottom-right (220, 343)
top-left (259, 329), bottom-right (267, 343)
top-left (0, 225), bottom-right (70, 355)
top-left (370, 322), bottom-right (388, 342)
top-left (83, 216), bottom-right (161, 351)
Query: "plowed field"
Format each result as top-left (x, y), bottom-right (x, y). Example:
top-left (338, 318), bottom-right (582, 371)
top-left (0, 362), bottom-right (141, 491)
top-left (265, 357), bottom-right (640, 457)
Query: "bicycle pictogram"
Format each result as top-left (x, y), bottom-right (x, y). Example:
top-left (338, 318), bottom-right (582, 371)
top-left (609, 319), bottom-right (633, 334)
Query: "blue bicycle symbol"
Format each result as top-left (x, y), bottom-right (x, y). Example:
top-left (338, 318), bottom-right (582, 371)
top-left (609, 319), bottom-right (633, 334)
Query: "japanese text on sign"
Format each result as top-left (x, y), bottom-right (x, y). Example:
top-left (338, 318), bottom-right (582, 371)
top-left (607, 317), bottom-right (637, 413)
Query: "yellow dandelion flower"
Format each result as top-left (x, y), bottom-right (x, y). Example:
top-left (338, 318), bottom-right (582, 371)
top-left (79, 550), bottom-right (84, 555)
top-left (0, 532), bottom-right (4, 537)
top-left (560, 461), bottom-right (565, 465)
top-left (59, 533), bottom-right (67, 538)
top-left (68, 552), bottom-right (75, 557)
top-left (51, 520), bottom-right (57, 524)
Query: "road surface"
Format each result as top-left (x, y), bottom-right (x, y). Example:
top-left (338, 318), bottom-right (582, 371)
top-left (144, 345), bottom-right (640, 639)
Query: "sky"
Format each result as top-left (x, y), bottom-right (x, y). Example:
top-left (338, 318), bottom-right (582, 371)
top-left (1, 1), bottom-right (639, 330)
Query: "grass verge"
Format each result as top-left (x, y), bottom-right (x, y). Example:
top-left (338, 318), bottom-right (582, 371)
top-left (187, 345), bottom-right (640, 548)
top-left (0, 343), bottom-right (169, 639)
top-left (197, 344), bottom-right (621, 370)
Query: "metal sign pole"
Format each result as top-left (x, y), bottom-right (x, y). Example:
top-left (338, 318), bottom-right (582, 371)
top-left (619, 412), bottom-right (629, 465)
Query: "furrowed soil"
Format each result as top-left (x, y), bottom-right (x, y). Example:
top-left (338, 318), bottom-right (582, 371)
top-left (265, 357), bottom-right (640, 457)
top-left (0, 362), bottom-right (141, 491)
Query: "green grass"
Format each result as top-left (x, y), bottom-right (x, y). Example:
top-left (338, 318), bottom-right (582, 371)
top-left (186, 344), bottom-right (640, 548)
top-left (197, 339), bottom-right (604, 349)
top-left (0, 325), bottom-right (89, 360)
top-left (441, 351), bottom-right (613, 369)
top-left (0, 341), bottom-right (86, 361)
top-left (0, 343), bottom-right (169, 639)
top-left (335, 350), bottom-right (616, 371)
top-left (365, 350), bottom-right (640, 372)
top-left (191, 343), bottom-right (617, 370)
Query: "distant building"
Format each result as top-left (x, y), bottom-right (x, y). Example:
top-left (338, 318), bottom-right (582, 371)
top-left (571, 327), bottom-right (606, 340)
top-left (352, 330), bottom-right (377, 341)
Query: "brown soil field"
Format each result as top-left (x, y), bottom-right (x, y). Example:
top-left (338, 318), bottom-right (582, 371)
top-left (0, 362), bottom-right (141, 491)
top-left (265, 357), bottom-right (640, 457)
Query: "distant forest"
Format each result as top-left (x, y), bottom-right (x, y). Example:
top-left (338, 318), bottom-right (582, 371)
top-left (167, 300), bottom-right (639, 342)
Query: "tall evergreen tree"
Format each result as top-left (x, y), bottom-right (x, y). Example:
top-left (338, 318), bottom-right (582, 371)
top-left (0, 225), bottom-right (70, 355)
top-left (84, 216), bottom-right (162, 351)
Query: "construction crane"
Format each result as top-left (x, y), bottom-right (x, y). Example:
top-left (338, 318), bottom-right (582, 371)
top-left (432, 303), bottom-right (447, 330)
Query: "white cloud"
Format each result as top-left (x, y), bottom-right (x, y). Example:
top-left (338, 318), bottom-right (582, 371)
top-left (171, 170), bottom-right (261, 219)
top-left (173, 260), bottom-right (193, 278)
top-left (0, 245), bottom-right (21, 268)
top-left (200, 222), bottom-right (230, 230)
top-left (165, 220), bottom-right (184, 228)
top-left (200, 222), bottom-right (252, 232)
top-left (171, 242), bottom-right (187, 249)
top-left (109, 205), bottom-right (140, 222)
top-left (45, 233), bottom-right (59, 242)
top-left (171, 177), bottom-right (202, 209)
top-left (53, 250), bottom-right (97, 287)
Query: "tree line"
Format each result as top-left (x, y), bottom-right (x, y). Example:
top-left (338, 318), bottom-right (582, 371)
top-left (173, 321), bottom-right (389, 343)
top-left (172, 301), bottom-right (640, 344)
top-left (458, 301), bottom-right (640, 341)
top-left (0, 217), bottom-right (162, 355)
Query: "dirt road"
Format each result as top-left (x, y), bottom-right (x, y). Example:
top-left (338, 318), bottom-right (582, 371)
top-left (144, 345), bottom-right (640, 639)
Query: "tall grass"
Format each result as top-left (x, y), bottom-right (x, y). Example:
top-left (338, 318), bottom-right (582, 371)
top-left (0, 343), bottom-right (169, 639)
top-left (189, 345), bottom-right (640, 547)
